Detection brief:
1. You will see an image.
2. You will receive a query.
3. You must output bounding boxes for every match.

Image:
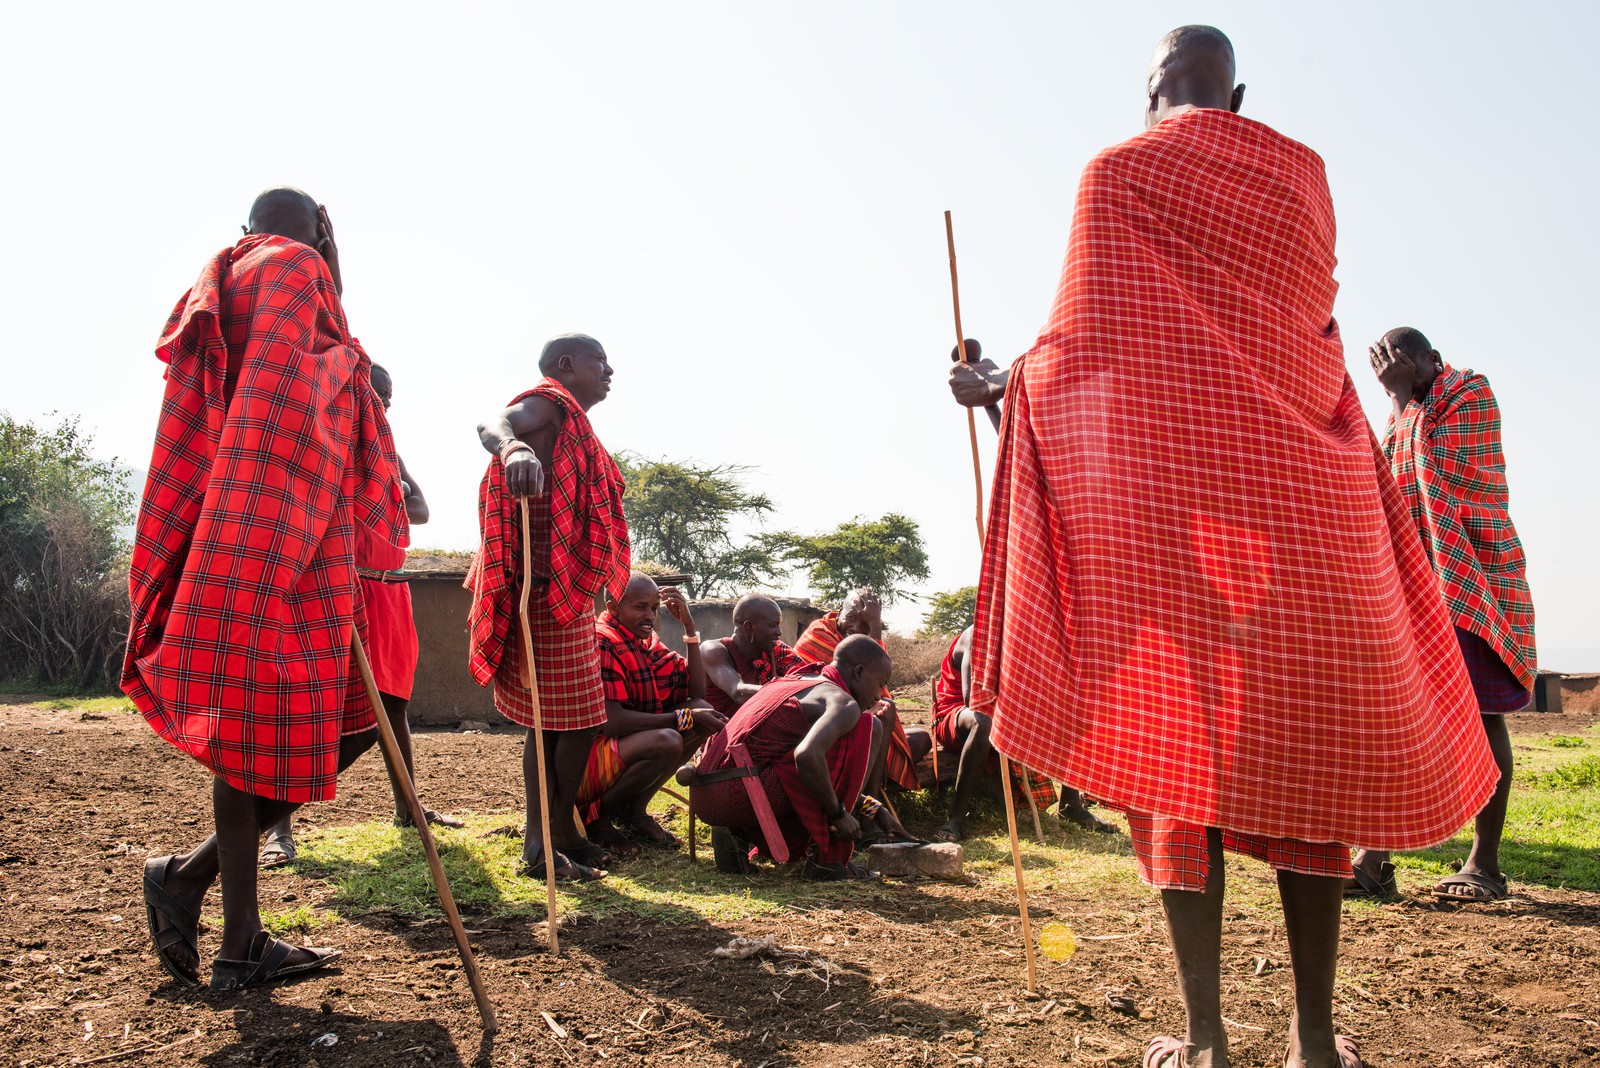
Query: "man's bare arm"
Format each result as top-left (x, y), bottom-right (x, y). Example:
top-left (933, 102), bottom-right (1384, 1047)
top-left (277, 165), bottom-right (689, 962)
top-left (397, 454), bottom-right (428, 524)
top-left (794, 688), bottom-right (864, 840)
top-left (702, 642), bottom-right (759, 706)
top-left (475, 394), bottom-right (561, 497)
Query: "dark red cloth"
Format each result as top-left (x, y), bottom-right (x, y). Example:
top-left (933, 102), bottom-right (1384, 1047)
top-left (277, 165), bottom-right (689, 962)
top-left (971, 109), bottom-right (1496, 850)
top-left (704, 637), bottom-right (802, 716)
top-left (1456, 627), bottom-right (1531, 713)
top-left (465, 378), bottom-right (630, 690)
top-left (595, 611), bottom-right (689, 716)
top-left (123, 235), bottom-right (403, 802)
top-left (931, 632), bottom-right (966, 752)
top-left (793, 613), bottom-right (920, 791)
top-left (692, 666), bottom-right (871, 865)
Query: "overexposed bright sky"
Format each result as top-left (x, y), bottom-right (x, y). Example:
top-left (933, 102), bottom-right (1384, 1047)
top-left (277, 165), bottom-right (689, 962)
top-left (4, 2), bottom-right (1595, 667)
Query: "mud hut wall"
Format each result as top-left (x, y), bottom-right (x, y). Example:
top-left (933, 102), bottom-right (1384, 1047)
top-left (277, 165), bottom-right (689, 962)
top-left (405, 574), bottom-right (822, 727)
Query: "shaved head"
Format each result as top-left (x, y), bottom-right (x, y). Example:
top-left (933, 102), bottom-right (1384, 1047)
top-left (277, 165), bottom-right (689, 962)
top-left (247, 187), bottom-right (320, 247)
top-left (834, 633), bottom-right (889, 673)
top-left (538, 333), bottom-right (604, 376)
top-left (1382, 326), bottom-right (1434, 359)
top-left (622, 572), bottom-right (660, 600)
top-left (1146, 25), bottom-right (1243, 129)
top-left (732, 594), bottom-right (780, 627)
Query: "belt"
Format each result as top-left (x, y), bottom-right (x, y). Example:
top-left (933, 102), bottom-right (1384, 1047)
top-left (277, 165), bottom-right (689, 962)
top-left (357, 568), bottom-right (412, 584)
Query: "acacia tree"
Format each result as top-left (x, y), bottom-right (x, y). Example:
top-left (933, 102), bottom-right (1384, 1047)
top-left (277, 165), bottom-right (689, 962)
top-left (0, 414), bottom-right (134, 689)
top-left (765, 513), bottom-right (930, 606)
top-left (918, 586), bottom-right (976, 637)
top-left (615, 453), bottom-right (789, 597)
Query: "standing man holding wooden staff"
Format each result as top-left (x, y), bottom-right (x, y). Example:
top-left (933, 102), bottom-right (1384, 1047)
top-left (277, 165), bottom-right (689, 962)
top-left (125, 188), bottom-right (405, 992)
top-left (468, 335), bottom-right (632, 886)
top-left (949, 27), bottom-right (1498, 1068)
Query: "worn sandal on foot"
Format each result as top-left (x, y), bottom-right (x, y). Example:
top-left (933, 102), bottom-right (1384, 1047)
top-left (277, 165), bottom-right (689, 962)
top-left (520, 847), bottom-right (607, 882)
top-left (1343, 861), bottom-right (1397, 899)
top-left (1433, 870), bottom-right (1508, 902)
top-left (258, 829), bottom-right (297, 869)
top-left (1143, 1035), bottom-right (1185, 1067)
top-left (208, 930), bottom-right (340, 993)
top-left (143, 856), bottom-right (202, 987)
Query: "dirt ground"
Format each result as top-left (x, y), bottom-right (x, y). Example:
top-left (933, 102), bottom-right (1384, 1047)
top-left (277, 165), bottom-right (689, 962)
top-left (2, 701), bottom-right (1597, 1067)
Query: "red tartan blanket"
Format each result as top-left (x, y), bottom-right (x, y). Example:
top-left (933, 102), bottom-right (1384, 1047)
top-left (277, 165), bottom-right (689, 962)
top-left (972, 109), bottom-right (1497, 850)
top-left (466, 379), bottom-right (630, 686)
top-left (122, 235), bottom-right (403, 802)
top-left (595, 610), bottom-right (688, 716)
top-left (1383, 365), bottom-right (1535, 689)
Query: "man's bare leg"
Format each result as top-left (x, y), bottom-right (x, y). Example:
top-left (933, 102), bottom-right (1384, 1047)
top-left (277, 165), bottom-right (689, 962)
top-left (593, 729), bottom-right (683, 846)
top-left (153, 729), bottom-right (375, 978)
top-left (937, 708), bottom-right (992, 841)
top-left (1158, 828), bottom-right (1227, 1067)
top-left (522, 726), bottom-right (603, 871)
top-left (1458, 712), bottom-right (1512, 885)
top-left (1278, 869), bottom-right (1345, 1068)
top-left (382, 693), bottom-right (464, 828)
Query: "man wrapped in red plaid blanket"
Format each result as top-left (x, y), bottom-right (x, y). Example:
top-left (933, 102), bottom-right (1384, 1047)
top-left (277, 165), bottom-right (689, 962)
top-left (948, 28), bottom-right (1497, 1068)
top-left (1349, 327), bottom-right (1537, 905)
top-left (469, 334), bottom-right (631, 881)
top-left (577, 575), bottom-right (725, 852)
top-left (125, 189), bottom-right (404, 992)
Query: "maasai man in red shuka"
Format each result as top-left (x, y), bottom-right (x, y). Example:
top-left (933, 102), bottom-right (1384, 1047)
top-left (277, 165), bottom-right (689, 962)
top-left (701, 594), bottom-right (802, 716)
top-left (124, 189), bottom-right (403, 993)
top-left (949, 28), bottom-right (1496, 1068)
top-left (1347, 328), bottom-right (1536, 905)
top-left (468, 334), bottom-right (630, 881)
top-left (687, 636), bottom-right (892, 881)
top-left (578, 574), bottom-right (725, 852)
top-left (258, 362), bottom-right (460, 870)
top-left (929, 627), bottom-right (1109, 839)
top-left (792, 587), bottom-right (932, 793)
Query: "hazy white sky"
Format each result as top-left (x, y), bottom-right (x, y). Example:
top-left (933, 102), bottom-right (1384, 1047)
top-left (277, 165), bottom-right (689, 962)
top-left (4, 2), bottom-right (1595, 666)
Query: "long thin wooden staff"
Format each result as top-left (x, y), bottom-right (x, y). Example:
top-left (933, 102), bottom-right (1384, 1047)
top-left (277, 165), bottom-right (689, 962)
top-left (945, 211), bottom-right (986, 546)
top-left (945, 209), bottom-right (1039, 994)
top-left (519, 497), bottom-right (562, 954)
top-left (352, 632), bottom-right (498, 1033)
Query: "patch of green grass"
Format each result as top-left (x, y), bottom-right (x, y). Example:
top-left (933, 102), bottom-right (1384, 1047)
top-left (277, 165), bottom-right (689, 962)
top-left (262, 905), bottom-right (341, 936)
top-left (1523, 755), bottom-right (1600, 790)
top-left (1549, 735), bottom-right (1588, 748)
top-left (32, 694), bottom-right (137, 714)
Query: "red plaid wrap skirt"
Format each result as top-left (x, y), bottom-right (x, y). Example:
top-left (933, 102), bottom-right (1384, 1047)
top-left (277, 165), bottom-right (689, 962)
top-left (492, 585), bottom-right (605, 732)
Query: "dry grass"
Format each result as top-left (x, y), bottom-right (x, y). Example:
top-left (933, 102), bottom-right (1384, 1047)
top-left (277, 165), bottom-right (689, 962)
top-left (884, 633), bottom-right (948, 689)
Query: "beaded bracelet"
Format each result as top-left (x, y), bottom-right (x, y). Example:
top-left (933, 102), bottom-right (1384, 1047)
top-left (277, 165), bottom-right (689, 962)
top-left (676, 708), bottom-right (696, 733)
top-left (856, 794), bottom-right (884, 819)
top-left (499, 438), bottom-right (533, 464)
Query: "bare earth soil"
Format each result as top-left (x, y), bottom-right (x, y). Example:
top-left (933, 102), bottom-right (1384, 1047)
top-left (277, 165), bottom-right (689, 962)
top-left (2, 703), bottom-right (1597, 1067)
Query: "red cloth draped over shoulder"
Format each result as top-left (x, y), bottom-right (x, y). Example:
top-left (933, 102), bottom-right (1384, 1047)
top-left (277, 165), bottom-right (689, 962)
top-left (122, 234), bottom-right (404, 803)
top-left (1383, 365), bottom-right (1535, 691)
top-left (465, 378), bottom-right (630, 686)
top-left (971, 109), bottom-right (1497, 851)
top-left (794, 612), bottom-right (919, 790)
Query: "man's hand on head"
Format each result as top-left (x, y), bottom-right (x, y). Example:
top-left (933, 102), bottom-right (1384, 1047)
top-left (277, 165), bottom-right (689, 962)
top-left (316, 205), bottom-right (343, 296)
top-left (502, 450), bottom-right (544, 497)
top-left (949, 357), bottom-right (1006, 408)
top-left (1369, 338), bottom-right (1416, 400)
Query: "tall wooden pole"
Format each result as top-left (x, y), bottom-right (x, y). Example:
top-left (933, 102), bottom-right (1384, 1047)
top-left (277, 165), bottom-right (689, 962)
top-left (519, 498), bottom-right (562, 954)
top-left (944, 210), bottom-right (1038, 993)
top-left (352, 633), bottom-right (498, 1032)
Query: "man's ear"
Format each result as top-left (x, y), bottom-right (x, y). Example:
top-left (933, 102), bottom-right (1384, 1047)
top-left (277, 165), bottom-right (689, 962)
top-left (1230, 83), bottom-right (1246, 114)
top-left (557, 353), bottom-right (575, 373)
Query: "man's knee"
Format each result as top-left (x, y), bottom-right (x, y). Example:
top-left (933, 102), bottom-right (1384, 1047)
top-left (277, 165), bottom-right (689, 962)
top-left (620, 728), bottom-right (682, 767)
top-left (337, 728), bottom-right (378, 771)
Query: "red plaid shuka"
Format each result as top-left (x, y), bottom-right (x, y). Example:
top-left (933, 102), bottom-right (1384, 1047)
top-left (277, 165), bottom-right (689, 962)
top-left (465, 379), bottom-right (629, 730)
top-left (595, 611), bottom-right (689, 716)
top-left (692, 666), bottom-right (873, 866)
top-left (793, 613), bottom-right (920, 790)
top-left (704, 637), bottom-right (802, 716)
top-left (122, 235), bottom-right (403, 803)
top-left (931, 633), bottom-right (1057, 811)
top-left (1383, 365), bottom-right (1535, 694)
top-left (971, 109), bottom-right (1497, 851)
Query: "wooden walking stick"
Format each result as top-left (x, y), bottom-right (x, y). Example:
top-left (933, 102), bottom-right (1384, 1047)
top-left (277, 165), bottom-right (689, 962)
top-left (945, 210), bottom-right (986, 547)
top-left (518, 497), bottom-right (563, 954)
top-left (1018, 767), bottom-right (1047, 846)
top-left (945, 209), bottom-right (1039, 994)
top-left (352, 632), bottom-right (498, 1033)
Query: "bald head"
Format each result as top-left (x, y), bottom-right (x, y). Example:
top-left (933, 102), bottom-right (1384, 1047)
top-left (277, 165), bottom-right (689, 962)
top-left (832, 633), bottom-right (893, 708)
top-left (607, 571), bottom-right (663, 639)
top-left (621, 572), bottom-right (660, 601)
top-left (1145, 25), bottom-right (1243, 129)
top-left (538, 334), bottom-right (604, 376)
top-left (247, 187), bottom-right (320, 248)
top-left (731, 594), bottom-right (783, 656)
top-left (732, 594), bottom-right (780, 627)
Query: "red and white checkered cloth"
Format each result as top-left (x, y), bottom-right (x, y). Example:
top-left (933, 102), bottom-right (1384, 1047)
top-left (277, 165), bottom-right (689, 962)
top-left (123, 235), bottom-right (403, 802)
top-left (971, 110), bottom-right (1497, 851)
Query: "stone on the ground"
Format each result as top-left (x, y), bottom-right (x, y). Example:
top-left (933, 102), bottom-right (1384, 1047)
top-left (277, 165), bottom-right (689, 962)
top-left (867, 841), bottom-right (965, 881)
